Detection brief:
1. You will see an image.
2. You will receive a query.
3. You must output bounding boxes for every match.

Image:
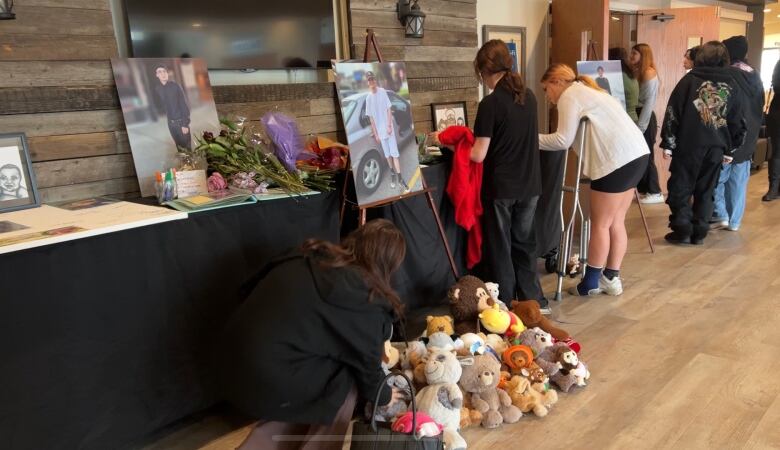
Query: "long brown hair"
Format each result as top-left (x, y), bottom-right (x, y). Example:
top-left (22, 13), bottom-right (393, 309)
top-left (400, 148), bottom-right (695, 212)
top-left (474, 39), bottom-right (526, 104)
top-left (609, 47), bottom-right (635, 79)
top-left (541, 63), bottom-right (605, 92)
top-left (301, 219), bottom-right (406, 317)
top-left (632, 43), bottom-right (657, 82)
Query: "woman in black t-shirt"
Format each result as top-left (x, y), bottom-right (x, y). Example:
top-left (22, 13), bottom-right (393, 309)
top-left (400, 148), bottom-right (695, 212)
top-left (435, 40), bottom-right (546, 311)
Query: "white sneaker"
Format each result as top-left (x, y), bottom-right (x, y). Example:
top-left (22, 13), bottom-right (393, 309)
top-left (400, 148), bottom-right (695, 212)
top-left (710, 220), bottom-right (728, 230)
top-left (639, 193), bottom-right (665, 204)
top-left (599, 274), bottom-right (623, 296)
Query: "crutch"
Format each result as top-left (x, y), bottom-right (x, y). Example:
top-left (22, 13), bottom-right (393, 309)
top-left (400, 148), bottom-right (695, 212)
top-left (553, 118), bottom-right (591, 301)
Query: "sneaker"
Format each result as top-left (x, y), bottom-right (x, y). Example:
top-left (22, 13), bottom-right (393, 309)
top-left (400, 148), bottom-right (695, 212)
top-left (567, 285), bottom-right (602, 296)
top-left (710, 220), bottom-right (728, 230)
top-left (639, 193), bottom-right (665, 204)
top-left (665, 231), bottom-right (703, 246)
top-left (599, 274), bottom-right (623, 296)
top-left (727, 225), bottom-right (739, 232)
top-left (390, 173), bottom-right (397, 189)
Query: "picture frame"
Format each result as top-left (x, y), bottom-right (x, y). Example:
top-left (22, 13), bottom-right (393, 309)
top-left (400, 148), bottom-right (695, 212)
top-left (0, 132), bottom-right (40, 214)
top-left (431, 102), bottom-right (469, 132)
top-left (482, 25), bottom-right (527, 81)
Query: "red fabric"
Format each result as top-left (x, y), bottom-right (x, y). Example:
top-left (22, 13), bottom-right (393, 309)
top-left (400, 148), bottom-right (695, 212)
top-left (439, 126), bottom-right (483, 269)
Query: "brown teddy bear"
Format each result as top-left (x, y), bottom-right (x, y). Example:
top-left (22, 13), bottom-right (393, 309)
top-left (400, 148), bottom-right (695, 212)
top-left (459, 354), bottom-right (522, 428)
top-left (510, 300), bottom-right (570, 340)
top-left (425, 315), bottom-right (454, 337)
top-left (503, 375), bottom-right (558, 417)
top-left (459, 393), bottom-right (483, 429)
top-left (448, 275), bottom-right (494, 335)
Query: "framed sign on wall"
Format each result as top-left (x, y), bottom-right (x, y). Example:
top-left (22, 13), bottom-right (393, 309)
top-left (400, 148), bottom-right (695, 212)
top-left (482, 25), bottom-right (527, 82)
top-left (0, 133), bottom-right (40, 214)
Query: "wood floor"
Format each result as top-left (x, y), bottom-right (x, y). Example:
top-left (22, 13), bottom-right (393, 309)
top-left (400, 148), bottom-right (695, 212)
top-left (142, 176), bottom-right (780, 450)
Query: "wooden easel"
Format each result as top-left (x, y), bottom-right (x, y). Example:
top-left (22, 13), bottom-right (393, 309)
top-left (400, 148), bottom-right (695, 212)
top-left (586, 39), bottom-right (655, 253)
top-left (339, 29), bottom-right (459, 278)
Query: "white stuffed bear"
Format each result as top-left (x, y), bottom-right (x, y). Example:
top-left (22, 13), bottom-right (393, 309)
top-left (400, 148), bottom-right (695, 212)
top-left (483, 282), bottom-right (508, 311)
top-left (416, 349), bottom-right (467, 450)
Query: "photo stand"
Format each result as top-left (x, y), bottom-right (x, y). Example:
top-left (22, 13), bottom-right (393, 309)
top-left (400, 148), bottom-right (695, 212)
top-left (339, 29), bottom-right (459, 279)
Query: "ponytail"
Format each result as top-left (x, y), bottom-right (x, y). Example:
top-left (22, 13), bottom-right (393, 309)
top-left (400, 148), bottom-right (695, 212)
top-left (574, 75), bottom-right (605, 92)
top-left (497, 69), bottom-right (527, 105)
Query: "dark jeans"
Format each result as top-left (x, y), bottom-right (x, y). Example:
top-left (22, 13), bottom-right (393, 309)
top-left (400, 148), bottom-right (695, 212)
top-left (482, 196), bottom-right (543, 302)
top-left (637, 111), bottom-right (662, 195)
top-left (667, 147), bottom-right (724, 239)
top-left (767, 108), bottom-right (780, 185)
top-left (168, 120), bottom-right (192, 150)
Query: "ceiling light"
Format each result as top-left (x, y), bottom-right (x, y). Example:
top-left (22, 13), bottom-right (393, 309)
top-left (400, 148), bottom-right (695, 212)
top-left (765, 8), bottom-right (771, 13)
top-left (611, 16), bottom-right (620, 21)
top-left (192, 23), bottom-right (202, 28)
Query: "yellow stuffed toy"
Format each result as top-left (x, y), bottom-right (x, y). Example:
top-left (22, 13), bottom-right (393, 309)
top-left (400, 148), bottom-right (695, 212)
top-left (425, 315), bottom-right (454, 337)
top-left (479, 304), bottom-right (525, 339)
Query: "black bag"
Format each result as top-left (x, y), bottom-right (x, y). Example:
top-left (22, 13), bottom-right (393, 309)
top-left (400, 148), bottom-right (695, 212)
top-left (349, 372), bottom-right (443, 450)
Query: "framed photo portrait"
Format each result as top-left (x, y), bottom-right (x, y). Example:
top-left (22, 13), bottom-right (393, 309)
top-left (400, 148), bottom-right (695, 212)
top-left (431, 102), bottom-right (468, 132)
top-left (0, 133), bottom-right (40, 214)
top-left (482, 25), bottom-right (527, 81)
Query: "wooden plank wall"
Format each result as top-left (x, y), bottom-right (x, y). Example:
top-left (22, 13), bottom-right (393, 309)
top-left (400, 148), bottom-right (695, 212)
top-left (0, 0), bottom-right (478, 202)
top-left (350, 0), bottom-right (479, 134)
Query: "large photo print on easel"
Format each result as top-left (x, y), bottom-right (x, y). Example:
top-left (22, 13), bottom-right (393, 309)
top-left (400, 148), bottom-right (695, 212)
top-left (111, 58), bottom-right (220, 197)
top-left (334, 62), bottom-right (423, 206)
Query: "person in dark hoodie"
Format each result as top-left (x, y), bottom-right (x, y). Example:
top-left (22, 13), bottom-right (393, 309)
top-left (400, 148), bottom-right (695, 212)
top-left (154, 65), bottom-right (192, 150)
top-left (661, 41), bottom-right (747, 246)
top-left (763, 59), bottom-right (780, 201)
top-left (710, 36), bottom-right (765, 231)
top-left (221, 219), bottom-right (407, 450)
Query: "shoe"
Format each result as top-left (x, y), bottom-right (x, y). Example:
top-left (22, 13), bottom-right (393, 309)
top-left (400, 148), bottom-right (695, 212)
top-left (567, 285), bottom-right (602, 296)
top-left (399, 176), bottom-right (410, 192)
top-left (727, 225), bottom-right (739, 232)
top-left (539, 305), bottom-right (552, 315)
top-left (710, 220), bottom-right (728, 230)
top-left (762, 182), bottom-right (780, 201)
top-left (639, 193), bottom-right (665, 204)
top-left (390, 173), bottom-right (397, 189)
top-left (665, 232), bottom-right (702, 246)
top-left (599, 274), bottom-right (623, 296)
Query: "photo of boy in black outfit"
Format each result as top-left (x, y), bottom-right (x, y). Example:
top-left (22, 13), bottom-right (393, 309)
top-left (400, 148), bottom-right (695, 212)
top-left (154, 65), bottom-right (192, 150)
top-left (661, 41), bottom-right (747, 246)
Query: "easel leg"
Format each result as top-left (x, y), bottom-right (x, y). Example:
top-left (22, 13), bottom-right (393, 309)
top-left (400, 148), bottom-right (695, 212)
top-left (340, 169), bottom-right (351, 227)
top-left (359, 207), bottom-right (367, 226)
top-left (422, 179), bottom-right (459, 279)
top-left (634, 189), bottom-right (655, 253)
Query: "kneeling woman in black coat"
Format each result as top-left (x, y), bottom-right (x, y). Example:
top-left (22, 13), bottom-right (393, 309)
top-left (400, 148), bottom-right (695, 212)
top-left (222, 219), bottom-right (407, 450)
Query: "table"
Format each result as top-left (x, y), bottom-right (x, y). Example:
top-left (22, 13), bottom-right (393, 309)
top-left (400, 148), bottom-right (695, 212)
top-left (0, 163), bottom-right (464, 449)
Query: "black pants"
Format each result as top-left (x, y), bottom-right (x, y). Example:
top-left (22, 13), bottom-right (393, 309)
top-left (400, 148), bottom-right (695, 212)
top-left (667, 147), bottom-right (724, 239)
top-left (483, 196), bottom-right (543, 301)
top-left (636, 111), bottom-right (662, 195)
top-left (168, 121), bottom-right (192, 150)
top-left (535, 150), bottom-right (565, 256)
top-left (767, 108), bottom-right (780, 185)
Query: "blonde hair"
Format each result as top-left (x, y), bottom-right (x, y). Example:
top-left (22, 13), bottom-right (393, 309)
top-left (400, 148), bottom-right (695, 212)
top-left (541, 63), bottom-right (605, 92)
top-left (632, 43), bottom-right (657, 82)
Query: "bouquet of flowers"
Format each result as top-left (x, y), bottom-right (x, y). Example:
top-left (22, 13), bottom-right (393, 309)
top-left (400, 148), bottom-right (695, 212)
top-left (194, 117), bottom-right (335, 195)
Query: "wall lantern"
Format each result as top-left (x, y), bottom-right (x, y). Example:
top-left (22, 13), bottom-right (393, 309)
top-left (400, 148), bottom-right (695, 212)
top-left (0, 0), bottom-right (15, 20)
top-left (398, 0), bottom-right (425, 38)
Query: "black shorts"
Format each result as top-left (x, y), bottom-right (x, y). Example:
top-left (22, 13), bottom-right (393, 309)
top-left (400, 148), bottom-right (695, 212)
top-left (591, 155), bottom-right (649, 193)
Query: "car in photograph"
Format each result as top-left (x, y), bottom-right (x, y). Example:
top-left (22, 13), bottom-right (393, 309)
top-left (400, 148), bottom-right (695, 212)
top-left (341, 91), bottom-right (415, 197)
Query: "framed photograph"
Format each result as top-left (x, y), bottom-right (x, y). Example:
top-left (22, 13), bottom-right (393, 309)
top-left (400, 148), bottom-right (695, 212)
top-left (111, 58), bottom-right (220, 197)
top-left (431, 102), bottom-right (468, 132)
top-left (333, 61), bottom-right (424, 206)
top-left (576, 60), bottom-right (627, 109)
top-left (0, 133), bottom-right (40, 214)
top-left (482, 25), bottom-right (527, 81)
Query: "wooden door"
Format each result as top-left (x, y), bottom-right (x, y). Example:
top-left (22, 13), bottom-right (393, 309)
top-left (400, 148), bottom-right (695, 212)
top-left (637, 7), bottom-right (721, 193)
top-left (551, 0), bottom-right (609, 67)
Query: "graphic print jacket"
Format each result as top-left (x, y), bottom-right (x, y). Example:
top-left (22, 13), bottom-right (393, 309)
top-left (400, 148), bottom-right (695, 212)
top-left (660, 66), bottom-right (747, 159)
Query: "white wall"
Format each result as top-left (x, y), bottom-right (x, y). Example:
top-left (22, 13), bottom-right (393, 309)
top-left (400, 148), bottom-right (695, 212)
top-left (477, 0), bottom-right (550, 130)
top-left (611, 0), bottom-right (746, 11)
top-left (719, 18), bottom-right (747, 41)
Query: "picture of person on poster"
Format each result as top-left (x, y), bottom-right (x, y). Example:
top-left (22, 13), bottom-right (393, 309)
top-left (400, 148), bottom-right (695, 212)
top-left (365, 71), bottom-right (408, 191)
top-left (154, 65), bottom-right (192, 150)
top-left (0, 164), bottom-right (28, 201)
top-left (596, 66), bottom-right (612, 94)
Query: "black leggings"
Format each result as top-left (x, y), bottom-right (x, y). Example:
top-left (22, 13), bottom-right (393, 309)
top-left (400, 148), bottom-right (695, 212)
top-left (636, 111), bottom-right (662, 194)
top-left (591, 155), bottom-right (649, 193)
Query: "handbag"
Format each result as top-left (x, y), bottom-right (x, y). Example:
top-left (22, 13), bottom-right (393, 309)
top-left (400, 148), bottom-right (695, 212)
top-left (349, 372), bottom-right (444, 450)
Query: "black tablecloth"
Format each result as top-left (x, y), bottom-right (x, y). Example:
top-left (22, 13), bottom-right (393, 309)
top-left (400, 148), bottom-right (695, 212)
top-left (0, 163), bottom-right (464, 449)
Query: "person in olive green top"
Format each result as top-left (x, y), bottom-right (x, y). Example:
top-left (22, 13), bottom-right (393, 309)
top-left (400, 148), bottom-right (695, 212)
top-left (609, 47), bottom-right (639, 123)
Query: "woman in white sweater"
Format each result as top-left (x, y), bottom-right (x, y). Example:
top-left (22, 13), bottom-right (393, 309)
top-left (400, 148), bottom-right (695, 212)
top-left (539, 64), bottom-right (649, 297)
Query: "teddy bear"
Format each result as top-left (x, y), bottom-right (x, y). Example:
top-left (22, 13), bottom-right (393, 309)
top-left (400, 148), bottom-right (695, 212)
top-left (510, 300), bottom-right (581, 353)
top-left (425, 315), bottom-right (455, 337)
top-left (501, 345), bottom-right (535, 376)
top-left (457, 332), bottom-right (487, 357)
top-left (546, 345), bottom-right (591, 393)
top-left (415, 349), bottom-right (467, 450)
top-left (459, 390), bottom-right (483, 430)
top-left (484, 282), bottom-right (509, 311)
top-left (502, 375), bottom-right (558, 417)
top-left (479, 304), bottom-right (525, 339)
top-left (448, 275), bottom-right (494, 335)
top-left (517, 327), bottom-right (560, 376)
top-left (459, 354), bottom-right (522, 428)
top-left (484, 333), bottom-right (508, 354)
top-left (369, 341), bottom-right (411, 422)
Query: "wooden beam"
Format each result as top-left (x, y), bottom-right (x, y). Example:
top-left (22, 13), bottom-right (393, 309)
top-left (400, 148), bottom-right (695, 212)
top-left (0, 35), bottom-right (118, 61)
top-left (349, 0), bottom-right (476, 19)
top-left (409, 87), bottom-right (479, 105)
top-left (351, 27), bottom-right (478, 47)
top-left (38, 177), bottom-right (140, 203)
top-left (213, 83), bottom-right (336, 104)
top-left (350, 10), bottom-right (477, 33)
top-left (408, 76), bottom-right (478, 93)
top-left (216, 98), bottom-right (338, 120)
top-left (33, 153), bottom-right (136, 188)
top-left (1, 6), bottom-right (114, 36)
top-left (0, 61), bottom-right (114, 88)
top-left (0, 110), bottom-right (125, 136)
top-left (28, 131), bottom-right (129, 162)
top-left (0, 86), bottom-right (119, 115)
top-left (405, 61), bottom-right (475, 79)
top-left (16, 0), bottom-right (111, 10)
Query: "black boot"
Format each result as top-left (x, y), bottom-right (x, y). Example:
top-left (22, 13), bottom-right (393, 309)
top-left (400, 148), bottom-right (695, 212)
top-left (762, 181), bottom-right (780, 202)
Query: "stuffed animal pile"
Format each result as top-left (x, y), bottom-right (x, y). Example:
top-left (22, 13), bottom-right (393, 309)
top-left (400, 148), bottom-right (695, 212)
top-left (380, 275), bottom-right (592, 449)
